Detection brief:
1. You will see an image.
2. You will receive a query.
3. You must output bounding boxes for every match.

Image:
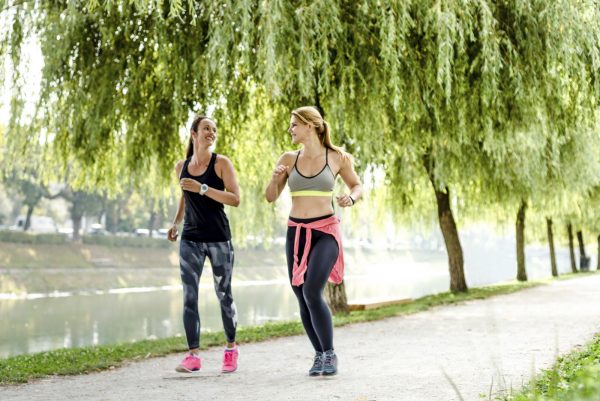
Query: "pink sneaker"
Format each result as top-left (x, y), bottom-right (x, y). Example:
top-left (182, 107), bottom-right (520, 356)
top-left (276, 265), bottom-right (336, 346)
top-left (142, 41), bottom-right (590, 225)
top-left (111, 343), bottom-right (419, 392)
top-left (222, 347), bottom-right (239, 373)
top-left (176, 353), bottom-right (201, 373)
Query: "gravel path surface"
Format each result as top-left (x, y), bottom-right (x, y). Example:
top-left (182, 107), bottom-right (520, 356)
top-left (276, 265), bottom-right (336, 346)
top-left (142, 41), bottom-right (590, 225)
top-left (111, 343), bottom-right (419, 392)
top-left (3, 275), bottom-right (600, 401)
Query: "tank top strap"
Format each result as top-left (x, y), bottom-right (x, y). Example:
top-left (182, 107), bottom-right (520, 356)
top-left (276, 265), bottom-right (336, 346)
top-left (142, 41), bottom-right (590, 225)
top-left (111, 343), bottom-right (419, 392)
top-left (209, 153), bottom-right (217, 168)
top-left (180, 158), bottom-right (191, 179)
top-left (293, 150), bottom-right (301, 168)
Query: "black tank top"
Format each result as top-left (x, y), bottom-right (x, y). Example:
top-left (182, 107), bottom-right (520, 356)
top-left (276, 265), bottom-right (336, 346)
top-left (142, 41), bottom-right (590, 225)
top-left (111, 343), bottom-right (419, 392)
top-left (180, 153), bottom-right (232, 242)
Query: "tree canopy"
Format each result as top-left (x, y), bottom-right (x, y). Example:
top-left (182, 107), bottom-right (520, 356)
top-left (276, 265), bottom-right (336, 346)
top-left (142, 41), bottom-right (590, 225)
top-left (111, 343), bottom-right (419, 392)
top-left (2, 0), bottom-right (599, 291)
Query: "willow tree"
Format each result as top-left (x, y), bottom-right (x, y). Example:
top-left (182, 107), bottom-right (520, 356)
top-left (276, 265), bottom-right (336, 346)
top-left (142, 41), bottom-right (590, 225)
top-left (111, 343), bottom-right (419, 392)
top-left (3, 0), bottom-right (600, 297)
top-left (337, 0), bottom-right (600, 291)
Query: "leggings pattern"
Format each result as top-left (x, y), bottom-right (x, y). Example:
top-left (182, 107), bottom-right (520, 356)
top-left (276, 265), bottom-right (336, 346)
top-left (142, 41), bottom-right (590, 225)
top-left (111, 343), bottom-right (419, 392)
top-left (286, 219), bottom-right (339, 352)
top-left (180, 239), bottom-right (237, 349)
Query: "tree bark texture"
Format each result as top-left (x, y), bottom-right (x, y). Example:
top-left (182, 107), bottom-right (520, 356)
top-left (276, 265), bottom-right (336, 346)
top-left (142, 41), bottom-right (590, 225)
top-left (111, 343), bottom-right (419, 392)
top-left (576, 230), bottom-right (589, 271)
top-left (325, 280), bottom-right (349, 314)
top-left (597, 235), bottom-right (600, 271)
top-left (516, 201), bottom-right (528, 281)
top-left (567, 223), bottom-right (577, 273)
top-left (23, 205), bottom-right (34, 231)
top-left (546, 217), bottom-right (558, 277)
top-left (423, 154), bottom-right (467, 293)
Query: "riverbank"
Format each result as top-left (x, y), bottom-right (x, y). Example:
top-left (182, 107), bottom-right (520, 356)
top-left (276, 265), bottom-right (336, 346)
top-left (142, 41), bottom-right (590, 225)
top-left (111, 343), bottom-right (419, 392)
top-left (2, 273), bottom-right (600, 401)
top-left (0, 241), bottom-right (434, 295)
top-left (0, 279), bottom-right (539, 385)
top-left (0, 241), bottom-right (291, 294)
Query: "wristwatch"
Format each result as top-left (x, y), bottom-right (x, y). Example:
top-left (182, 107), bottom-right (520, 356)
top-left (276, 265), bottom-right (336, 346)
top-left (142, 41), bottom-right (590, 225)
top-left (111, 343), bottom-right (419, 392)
top-left (200, 183), bottom-right (209, 195)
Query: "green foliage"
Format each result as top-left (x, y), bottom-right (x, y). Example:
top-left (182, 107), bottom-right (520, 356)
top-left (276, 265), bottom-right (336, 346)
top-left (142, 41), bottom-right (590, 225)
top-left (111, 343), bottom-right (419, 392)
top-left (501, 334), bottom-right (600, 401)
top-left (81, 233), bottom-right (171, 248)
top-left (1, 0), bottom-right (599, 247)
top-left (0, 230), bottom-right (68, 244)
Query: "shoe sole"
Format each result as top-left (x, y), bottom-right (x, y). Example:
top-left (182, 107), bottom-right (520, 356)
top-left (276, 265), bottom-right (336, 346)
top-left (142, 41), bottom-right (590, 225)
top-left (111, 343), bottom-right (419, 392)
top-left (308, 371), bottom-right (322, 376)
top-left (322, 370), bottom-right (337, 376)
top-left (175, 366), bottom-right (200, 373)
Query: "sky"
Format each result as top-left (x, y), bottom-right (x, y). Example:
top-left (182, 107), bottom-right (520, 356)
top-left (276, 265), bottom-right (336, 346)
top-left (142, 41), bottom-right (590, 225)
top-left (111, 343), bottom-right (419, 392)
top-left (1, 31), bottom-right (43, 127)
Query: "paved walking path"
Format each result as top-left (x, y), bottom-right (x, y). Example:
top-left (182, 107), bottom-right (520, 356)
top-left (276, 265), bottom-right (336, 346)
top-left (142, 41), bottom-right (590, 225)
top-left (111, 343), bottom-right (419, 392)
top-left (3, 274), bottom-right (600, 401)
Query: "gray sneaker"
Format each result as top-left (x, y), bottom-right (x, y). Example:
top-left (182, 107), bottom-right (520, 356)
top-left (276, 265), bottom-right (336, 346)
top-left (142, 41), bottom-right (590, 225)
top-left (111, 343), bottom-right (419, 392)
top-left (308, 351), bottom-right (324, 376)
top-left (322, 350), bottom-right (337, 376)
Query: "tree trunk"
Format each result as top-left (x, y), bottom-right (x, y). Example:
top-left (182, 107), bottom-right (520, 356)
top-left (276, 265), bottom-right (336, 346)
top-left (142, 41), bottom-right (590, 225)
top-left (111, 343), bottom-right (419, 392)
top-left (105, 201), bottom-right (118, 234)
top-left (516, 201), bottom-right (528, 281)
top-left (567, 223), bottom-right (577, 273)
top-left (148, 211), bottom-right (156, 238)
top-left (423, 154), bottom-right (467, 293)
top-left (546, 218), bottom-right (558, 277)
top-left (72, 214), bottom-right (83, 243)
top-left (23, 205), bottom-right (34, 231)
top-left (325, 280), bottom-right (349, 314)
top-left (597, 234), bottom-right (600, 271)
top-left (576, 230), bottom-right (589, 271)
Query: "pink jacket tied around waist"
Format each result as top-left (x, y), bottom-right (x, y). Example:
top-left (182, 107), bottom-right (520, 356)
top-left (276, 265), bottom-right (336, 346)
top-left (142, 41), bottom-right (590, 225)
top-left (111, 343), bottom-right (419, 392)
top-left (287, 215), bottom-right (344, 286)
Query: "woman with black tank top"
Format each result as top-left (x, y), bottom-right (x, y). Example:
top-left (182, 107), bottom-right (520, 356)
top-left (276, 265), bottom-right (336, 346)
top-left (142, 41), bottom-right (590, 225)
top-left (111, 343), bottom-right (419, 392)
top-left (167, 116), bottom-right (241, 374)
top-left (265, 106), bottom-right (363, 376)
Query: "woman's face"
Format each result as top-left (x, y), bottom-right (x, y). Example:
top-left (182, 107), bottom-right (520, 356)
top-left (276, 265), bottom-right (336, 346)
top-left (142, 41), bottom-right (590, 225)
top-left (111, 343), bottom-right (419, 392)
top-left (193, 119), bottom-right (217, 147)
top-left (288, 115), bottom-right (311, 145)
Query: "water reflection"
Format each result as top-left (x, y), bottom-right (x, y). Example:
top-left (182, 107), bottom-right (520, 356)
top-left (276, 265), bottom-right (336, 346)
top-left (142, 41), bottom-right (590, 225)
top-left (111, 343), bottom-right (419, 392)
top-left (0, 228), bottom-right (589, 358)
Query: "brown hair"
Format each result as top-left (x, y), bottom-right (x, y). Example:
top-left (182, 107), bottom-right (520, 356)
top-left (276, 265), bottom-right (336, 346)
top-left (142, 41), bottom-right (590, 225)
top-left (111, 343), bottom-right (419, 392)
top-left (291, 106), bottom-right (347, 158)
top-left (186, 115), bottom-right (213, 158)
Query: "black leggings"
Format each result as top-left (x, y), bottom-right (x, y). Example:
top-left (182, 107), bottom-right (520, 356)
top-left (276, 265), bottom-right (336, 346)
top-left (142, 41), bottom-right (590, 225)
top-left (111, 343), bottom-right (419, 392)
top-left (286, 215), bottom-right (339, 352)
top-left (179, 240), bottom-right (237, 349)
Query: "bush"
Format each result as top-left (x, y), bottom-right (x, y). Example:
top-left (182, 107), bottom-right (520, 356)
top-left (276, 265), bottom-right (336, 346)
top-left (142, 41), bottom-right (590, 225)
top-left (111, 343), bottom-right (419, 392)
top-left (81, 235), bottom-right (172, 249)
top-left (0, 231), bottom-right (68, 245)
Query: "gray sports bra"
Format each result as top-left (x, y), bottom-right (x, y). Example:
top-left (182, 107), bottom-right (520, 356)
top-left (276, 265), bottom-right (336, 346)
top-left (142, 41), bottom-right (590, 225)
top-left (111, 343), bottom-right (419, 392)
top-left (287, 149), bottom-right (335, 197)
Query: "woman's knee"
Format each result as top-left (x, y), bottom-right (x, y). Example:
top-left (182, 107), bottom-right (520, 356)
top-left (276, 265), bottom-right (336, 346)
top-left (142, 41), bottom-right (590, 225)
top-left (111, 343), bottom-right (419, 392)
top-left (302, 286), bottom-right (324, 308)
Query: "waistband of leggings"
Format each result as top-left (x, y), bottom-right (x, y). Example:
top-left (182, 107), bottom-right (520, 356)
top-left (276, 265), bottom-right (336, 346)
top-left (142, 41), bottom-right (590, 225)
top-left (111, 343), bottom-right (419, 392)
top-left (288, 213), bottom-right (335, 225)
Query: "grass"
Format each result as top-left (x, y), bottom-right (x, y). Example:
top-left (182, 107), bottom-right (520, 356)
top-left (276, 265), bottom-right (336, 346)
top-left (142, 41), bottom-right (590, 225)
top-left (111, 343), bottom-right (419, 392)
top-left (0, 279), bottom-right (542, 385)
top-left (498, 333), bottom-right (600, 401)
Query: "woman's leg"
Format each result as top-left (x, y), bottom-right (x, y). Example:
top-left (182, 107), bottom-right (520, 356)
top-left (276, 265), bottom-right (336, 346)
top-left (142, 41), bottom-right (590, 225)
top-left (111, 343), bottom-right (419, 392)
top-left (301, 233), bottom-right (339, 352)
top-left (179, 240), bottom-right (206, 350)
top-left (286, 227), bottom-right (324, 352)
top-left (206, 240), bottom-right (237, 344)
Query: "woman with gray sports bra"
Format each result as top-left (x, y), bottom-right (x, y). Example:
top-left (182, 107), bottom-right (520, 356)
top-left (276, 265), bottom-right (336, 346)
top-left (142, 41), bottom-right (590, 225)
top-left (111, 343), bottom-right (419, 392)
top-left (265, 106), bottom-right (363, 376)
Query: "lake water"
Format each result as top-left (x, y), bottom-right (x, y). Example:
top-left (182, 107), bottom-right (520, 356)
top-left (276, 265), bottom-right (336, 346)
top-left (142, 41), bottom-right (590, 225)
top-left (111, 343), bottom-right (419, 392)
top-left (1, 225), bottom-right (592, 358)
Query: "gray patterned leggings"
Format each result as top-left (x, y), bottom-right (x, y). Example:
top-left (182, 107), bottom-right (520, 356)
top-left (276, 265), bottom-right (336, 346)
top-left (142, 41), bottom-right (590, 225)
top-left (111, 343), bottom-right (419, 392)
top-left (179, 239), bottom-right (237, 349)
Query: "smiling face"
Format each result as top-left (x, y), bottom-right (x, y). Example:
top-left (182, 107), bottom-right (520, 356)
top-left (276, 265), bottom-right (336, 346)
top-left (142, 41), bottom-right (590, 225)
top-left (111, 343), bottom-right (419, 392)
top-left (288, 115), bottom-right (312, 145)
top-left (193, 118), bottom-right (217, 147)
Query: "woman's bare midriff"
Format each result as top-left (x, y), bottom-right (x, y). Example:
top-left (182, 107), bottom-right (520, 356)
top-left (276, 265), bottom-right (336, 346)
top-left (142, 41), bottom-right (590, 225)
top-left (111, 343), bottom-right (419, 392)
top-left (289, 197), bottom-right (335, 219)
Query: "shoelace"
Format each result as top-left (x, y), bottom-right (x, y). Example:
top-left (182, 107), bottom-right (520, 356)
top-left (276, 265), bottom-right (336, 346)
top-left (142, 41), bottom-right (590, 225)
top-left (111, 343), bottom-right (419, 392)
top-left (324, 353), bottom-right (334, 366)
top-left (224, 351), bottom-right (234, 364)
top-left (313, 355), bottom-right (324, 368)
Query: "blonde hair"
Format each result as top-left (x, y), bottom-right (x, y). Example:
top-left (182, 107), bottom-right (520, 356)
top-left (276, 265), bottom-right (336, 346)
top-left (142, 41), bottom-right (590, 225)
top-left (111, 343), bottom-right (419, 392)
top-left (291, 106), bottom-right (347, 158)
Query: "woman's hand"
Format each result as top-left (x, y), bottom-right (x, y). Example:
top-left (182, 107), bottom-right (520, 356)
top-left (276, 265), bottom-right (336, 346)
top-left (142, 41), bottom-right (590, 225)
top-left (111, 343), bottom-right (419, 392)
top-left (336, 194), bottom-right (355, 208)
top-left (167, 224), bottom-right (178, 242)
top-left (272, 164), bottom-right (289, 180)
top-left (180, 178), bottom-right (200, 193)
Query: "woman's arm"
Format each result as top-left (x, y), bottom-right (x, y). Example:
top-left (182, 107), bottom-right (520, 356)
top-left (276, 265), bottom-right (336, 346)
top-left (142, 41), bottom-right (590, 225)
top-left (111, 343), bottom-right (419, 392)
top-left (335, 154), bottom-right (363, 208)
top-left (168, 161), bottom-right (186, 241)
top-left (265, 153), bottom-right (292, 203)
top-left (179, 156), bottom-right (241, 207)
